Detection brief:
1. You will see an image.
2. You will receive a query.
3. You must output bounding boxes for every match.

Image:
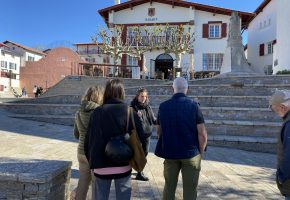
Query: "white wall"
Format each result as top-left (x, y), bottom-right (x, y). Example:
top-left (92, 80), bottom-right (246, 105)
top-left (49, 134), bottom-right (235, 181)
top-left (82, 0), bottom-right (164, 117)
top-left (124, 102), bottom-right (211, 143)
top-left (247, 0), bottom-right (277, 73)
top-left (4, 43), bottom-right (44, 66)
top-left (275, 0), bottom-right (290, 73)
top-left (0, 49), bottom-right (21, 90)
top-left (25, 52), bottom-right (43, 62)
top-left (109, 2), bottom-right (236, 73)
top-left (113, 2), bottom-right (194, 24)
top-left (194, 10), bottom-right (230, 71)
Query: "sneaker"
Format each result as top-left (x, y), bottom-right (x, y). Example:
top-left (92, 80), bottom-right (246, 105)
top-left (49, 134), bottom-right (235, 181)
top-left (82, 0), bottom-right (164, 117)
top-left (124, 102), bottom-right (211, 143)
top-left (136, 172), bottom-right (149, 181)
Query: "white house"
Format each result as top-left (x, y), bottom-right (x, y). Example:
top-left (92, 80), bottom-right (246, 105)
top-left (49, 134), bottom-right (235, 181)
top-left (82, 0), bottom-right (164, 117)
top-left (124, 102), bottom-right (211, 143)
top-left (74, 43), bottom-right (112, 65)
top-left (247, 0), bottom-right (290, 74)
top-left (3, 41), bottom-right (46, 67)
top-left (98, 0), bottom-right (254, 79)
top-left (0, 43), bottom-right (21, 92)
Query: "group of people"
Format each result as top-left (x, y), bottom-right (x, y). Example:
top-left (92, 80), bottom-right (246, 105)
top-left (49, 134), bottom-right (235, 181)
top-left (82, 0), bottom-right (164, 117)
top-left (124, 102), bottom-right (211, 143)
top-left (71, 77), bottom-right (290, 200)
top-left (33, 85), bottom-right (43, 97)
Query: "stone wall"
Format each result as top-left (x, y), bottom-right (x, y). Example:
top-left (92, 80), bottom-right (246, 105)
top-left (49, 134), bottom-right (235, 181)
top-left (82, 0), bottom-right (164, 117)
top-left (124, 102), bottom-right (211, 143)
top-left (0, 158), bottom-right (71, 200)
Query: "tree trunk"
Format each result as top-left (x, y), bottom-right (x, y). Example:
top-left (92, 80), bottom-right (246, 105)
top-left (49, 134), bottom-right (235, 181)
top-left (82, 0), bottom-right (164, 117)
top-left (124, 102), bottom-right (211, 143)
top-left (113, 57), bottom-right (119, 77)
top-left (174, 53), bottom-right (182, 78)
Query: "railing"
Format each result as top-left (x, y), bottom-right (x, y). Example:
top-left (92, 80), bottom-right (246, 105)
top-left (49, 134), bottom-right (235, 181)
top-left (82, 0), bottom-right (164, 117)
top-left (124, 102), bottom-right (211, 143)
top-left (78, 63), bottom-right (139, 78)
top-left (77, 49), bottom-right (104, 55)
top-left (127, 35), bottom-right (189, 46)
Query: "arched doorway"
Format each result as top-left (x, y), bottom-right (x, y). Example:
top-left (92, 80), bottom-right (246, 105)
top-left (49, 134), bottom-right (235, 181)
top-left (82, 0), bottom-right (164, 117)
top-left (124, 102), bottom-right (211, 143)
top-left (155, 53), bottom-right (174, 79)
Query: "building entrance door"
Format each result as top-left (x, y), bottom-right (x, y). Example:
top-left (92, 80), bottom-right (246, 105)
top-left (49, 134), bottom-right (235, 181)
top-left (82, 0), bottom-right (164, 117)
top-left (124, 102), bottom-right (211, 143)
top-left (155, 53), bottom-right (174, 79)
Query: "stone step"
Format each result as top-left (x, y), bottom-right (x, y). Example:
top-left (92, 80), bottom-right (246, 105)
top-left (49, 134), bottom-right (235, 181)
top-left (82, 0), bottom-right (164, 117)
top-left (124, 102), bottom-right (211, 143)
top-left (7, 111), bottom-right (281, 139)
top-left (125, 95), bottom-right (270, 108)
top-left (201, 107), bottom-right (280, 122)
top-left (8, 114), bottom-right (74, 126)
top-left (11, 95), bottom-right (82, 104)
top-left (206, 119), bottom-right (281, 138)
top-left (11, 94), bottom-right (271, 109)
top-left (43, 76), bottom-right (171, 97)
top-left (150, 106), bottom-right (280, 122)
top-left (7, 113), bottom-right (278, 153)
top-left (189, 75), bottom-right (290, 85)
top-left (207, 135), bottom-right (277, 153)
top-left (0, 103), bottom-right (79, 115)
top-left (125, 84), bottom-right (290, 96)
top-left (2, 102), bottom-right (279, 122)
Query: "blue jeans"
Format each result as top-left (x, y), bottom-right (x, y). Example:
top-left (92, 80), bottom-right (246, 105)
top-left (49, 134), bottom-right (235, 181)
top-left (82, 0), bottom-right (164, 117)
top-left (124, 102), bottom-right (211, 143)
top-left (285, 195), bottom-right (290, 200)
top-left (94, 175), bottom-right (131, 200)
top-left (163, 154), bottom-right (201, 200)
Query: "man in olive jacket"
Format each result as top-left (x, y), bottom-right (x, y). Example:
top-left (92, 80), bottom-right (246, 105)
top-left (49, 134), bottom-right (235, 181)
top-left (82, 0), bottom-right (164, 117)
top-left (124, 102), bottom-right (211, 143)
top-left (269, 90), bottom-right (290, 200)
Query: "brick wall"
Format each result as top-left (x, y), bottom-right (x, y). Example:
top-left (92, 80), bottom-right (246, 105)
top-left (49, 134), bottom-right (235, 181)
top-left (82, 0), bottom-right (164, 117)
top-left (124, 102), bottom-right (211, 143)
top-left (20, 47), bottom-right (83, 97)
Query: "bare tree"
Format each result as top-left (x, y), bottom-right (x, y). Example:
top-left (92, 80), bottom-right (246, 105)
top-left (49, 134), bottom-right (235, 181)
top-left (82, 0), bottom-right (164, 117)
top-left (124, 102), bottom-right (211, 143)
top-left (92, 25), bottom-right (131, 76)
top-left (93, 24), bottom-right (194, 78)
top-left (161, 24), bottom-right (194, 77)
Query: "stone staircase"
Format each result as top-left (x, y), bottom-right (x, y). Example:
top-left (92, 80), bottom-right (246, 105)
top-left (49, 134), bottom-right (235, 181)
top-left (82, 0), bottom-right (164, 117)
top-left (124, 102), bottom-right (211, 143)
top-left (1, 75), bottom-right (290, 153)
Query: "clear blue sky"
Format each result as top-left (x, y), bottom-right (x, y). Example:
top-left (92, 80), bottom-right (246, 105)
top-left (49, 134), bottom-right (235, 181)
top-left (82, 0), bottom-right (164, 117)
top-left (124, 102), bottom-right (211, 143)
top-left (0, 0), bottom-right (263, 49)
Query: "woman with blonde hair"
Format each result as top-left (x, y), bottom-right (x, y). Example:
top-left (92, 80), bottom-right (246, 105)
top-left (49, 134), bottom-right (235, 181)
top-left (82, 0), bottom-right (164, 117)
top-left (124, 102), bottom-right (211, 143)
top-left (73, 85), bottom-right (104, 200)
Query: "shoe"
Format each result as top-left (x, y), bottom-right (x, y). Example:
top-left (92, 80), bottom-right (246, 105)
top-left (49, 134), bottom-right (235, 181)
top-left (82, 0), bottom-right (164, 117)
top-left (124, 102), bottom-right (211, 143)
top-left (136, 172), bottom-right (149, 181)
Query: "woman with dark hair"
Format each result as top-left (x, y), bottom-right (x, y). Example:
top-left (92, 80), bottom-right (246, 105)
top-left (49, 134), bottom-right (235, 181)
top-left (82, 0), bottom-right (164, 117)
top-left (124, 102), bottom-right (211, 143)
top-left (85, 79), bottom-right (145, 200)
top-left (72, 86), bottom-right (104, 200)
top-left (131, 87), bottom-right (156, 181)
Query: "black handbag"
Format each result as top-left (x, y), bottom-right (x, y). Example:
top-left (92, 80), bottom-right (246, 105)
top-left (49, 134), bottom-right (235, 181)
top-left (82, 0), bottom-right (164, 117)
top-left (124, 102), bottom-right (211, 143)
top-left (104, 107), bottom-right (133, 164)
top-left (105, 134), bottom-right (133, 164)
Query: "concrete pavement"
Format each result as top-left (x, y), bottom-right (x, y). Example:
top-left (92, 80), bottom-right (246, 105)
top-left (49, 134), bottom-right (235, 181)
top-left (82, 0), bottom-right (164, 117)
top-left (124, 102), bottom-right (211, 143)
top-left (0, 108), bottom-right (281, 199)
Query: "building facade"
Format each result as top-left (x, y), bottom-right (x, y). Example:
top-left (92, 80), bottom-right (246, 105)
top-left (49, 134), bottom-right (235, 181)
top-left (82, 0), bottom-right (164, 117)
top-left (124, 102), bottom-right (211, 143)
top-left (20, 47), bottom-right (83, 97)
top-left (97, 0), bottom-right (254, 79)
top-left (3, 41), bottom-right (46, 67)
top-left (0, 43), bottom-right (21, 92)
top-left (247, 0), bottom-right (290, 74)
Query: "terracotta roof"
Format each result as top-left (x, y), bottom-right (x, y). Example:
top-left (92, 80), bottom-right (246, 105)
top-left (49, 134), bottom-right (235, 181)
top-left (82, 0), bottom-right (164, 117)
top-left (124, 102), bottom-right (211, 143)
top-left (98, 0), bottom-right (255, 28)
top-left (3, 40), bottom-right (47, 56)
top-left (0, 43), bottom-right (9, 48)
top-left (254, 0), bottom-right (271, 15)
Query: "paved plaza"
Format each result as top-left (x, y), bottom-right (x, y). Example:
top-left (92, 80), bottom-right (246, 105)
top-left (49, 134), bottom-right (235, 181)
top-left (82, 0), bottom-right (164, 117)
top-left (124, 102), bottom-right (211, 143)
top-left (0, 108), bottom-right (281, 199)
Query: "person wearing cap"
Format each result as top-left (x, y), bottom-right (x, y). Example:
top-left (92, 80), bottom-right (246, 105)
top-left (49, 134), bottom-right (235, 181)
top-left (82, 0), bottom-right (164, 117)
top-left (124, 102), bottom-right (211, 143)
top-left (269, 90), bottom-right (290, 200)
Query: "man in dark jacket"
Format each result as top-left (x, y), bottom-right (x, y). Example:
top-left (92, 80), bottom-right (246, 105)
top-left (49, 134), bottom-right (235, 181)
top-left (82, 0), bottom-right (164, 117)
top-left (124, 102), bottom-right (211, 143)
top-left (155, 77), bottom-right (207, 200)
top-left (269, 90), bottom-right (290, 200)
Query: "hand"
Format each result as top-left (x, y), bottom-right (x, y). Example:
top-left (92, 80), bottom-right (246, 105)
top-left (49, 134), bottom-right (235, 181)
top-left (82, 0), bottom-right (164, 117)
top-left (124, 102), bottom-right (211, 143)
top-left (137, 111), bottom-right (142, 118)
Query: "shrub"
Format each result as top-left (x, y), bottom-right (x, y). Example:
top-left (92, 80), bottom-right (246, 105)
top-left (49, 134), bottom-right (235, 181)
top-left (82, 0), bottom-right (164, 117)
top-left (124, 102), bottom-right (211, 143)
top-left (276, 70), bottom-right (290, 75)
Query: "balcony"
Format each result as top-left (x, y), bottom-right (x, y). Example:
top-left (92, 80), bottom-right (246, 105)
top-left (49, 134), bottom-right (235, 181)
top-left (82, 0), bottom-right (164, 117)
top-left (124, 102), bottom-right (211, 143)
top-left (77, 49), bottom-right (104, 55)
top-left (126, 35), bottom-right (190, 47)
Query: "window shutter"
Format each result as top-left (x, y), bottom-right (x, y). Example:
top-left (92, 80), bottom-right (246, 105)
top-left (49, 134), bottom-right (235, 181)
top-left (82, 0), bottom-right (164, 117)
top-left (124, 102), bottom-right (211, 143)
top-left (221, 23), bottom-right (227, 38)
top-left (121, 54), bottom-right (127, 65)
top-left (202, 24), bottom-right (209, 38)
top-left (259, 44), bottom-right (264, 56)
top-left (138, 54), bottom-right (143, 71)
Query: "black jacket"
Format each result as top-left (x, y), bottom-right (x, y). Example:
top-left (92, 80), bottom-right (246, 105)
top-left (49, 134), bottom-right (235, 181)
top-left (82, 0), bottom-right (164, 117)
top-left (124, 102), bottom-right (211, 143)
top-left (130, 99), bottom-right (156, 137)
top-left (84, 99), bottom-right (145, 170)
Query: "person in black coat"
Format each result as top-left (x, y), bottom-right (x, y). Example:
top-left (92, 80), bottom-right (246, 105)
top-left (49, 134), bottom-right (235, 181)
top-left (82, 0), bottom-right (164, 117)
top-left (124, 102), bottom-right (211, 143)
top-left (84, 79), bottom-right (145, 200)
top-left (130, 87), bottom-right (156, 181)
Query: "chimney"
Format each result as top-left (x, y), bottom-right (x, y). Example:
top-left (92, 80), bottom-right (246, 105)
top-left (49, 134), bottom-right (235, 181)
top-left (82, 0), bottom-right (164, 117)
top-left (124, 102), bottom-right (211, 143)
top-left (114, 0), bottom-right (120, 4)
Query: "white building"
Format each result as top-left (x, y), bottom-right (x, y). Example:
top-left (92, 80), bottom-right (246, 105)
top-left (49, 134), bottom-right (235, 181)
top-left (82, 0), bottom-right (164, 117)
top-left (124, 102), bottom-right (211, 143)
top-left (0, 43), bottom-right (21, 92)
top-left (0, 41), bottom-right (46, 93)
top-left (247, 0), bottom-right (290, 74)
top-left (97, 0), bottom-right (254, 79)
top-left (75, 43), bottom-right (112, 65)
top-left (3, 41), bottom-right (46, 67)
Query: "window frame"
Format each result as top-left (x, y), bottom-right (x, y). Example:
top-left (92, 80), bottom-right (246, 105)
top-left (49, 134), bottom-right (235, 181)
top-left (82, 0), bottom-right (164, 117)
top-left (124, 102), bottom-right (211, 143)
top-left (208, 23), bottom-right (221, 39)
top-left (202, 53), bottom-right (224, 71)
